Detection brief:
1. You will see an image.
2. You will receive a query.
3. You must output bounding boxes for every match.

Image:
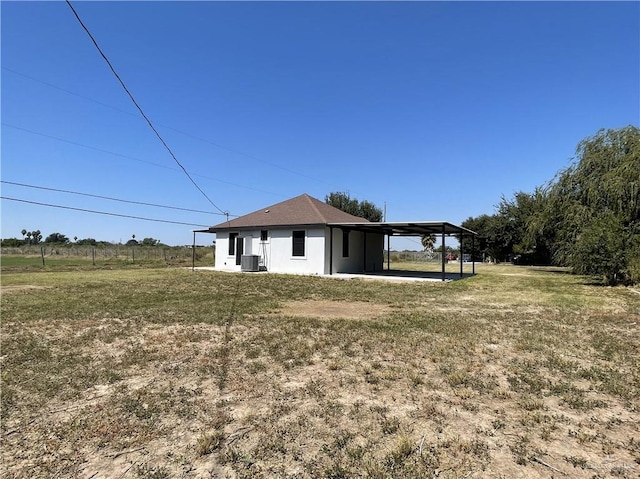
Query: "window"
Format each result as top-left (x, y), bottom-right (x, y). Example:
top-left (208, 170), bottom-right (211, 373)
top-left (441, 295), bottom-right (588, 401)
top-left (342, 230), bottom-right (350, 257)
top-left (228, 233), bottom-right (237, 256)
top-left (292, 230), bottom-right (305, 257)
top-left (260, 230), bottom-right (268, 242)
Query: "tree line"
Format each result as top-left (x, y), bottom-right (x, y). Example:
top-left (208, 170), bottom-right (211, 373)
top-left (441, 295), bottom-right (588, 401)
top-left (325, 126), bottom-right (638, 285)
top-left (460, 126), bottom-right (639, 285)
top-left (1, 231), bottom-right (165, 248)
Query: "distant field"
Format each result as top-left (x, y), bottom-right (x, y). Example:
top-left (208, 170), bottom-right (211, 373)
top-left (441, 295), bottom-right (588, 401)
top-left (0, 245), bottom-right (215, 272)
top-left (1, 263), bottom-right (638, 478)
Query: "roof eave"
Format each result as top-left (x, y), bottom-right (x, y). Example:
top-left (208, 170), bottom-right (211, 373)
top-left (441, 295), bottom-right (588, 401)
top-left (209, 222), bottom-right (330, 233)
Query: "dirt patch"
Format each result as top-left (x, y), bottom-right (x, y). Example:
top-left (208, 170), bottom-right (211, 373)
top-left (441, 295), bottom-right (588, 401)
top-left (1, 285), bottom-right (49, 293)
top-left (278, 300), bottom-right (391, 320)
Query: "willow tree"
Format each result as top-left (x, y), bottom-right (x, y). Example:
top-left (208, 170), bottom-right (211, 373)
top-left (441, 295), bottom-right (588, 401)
top-left (545, 126), bottom-right (640, 284)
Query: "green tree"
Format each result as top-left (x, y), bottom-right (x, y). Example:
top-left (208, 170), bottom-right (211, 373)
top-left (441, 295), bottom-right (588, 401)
top-left (141, 237), bottom-right (160, 246)
top-left (461, 214), bottom-right (514, 261)
top-left (76, 238), bottom-right (98, 246)
top-left (325, 192), bottom-right (383, 222)
top-left (461, 215), bottom-right (487, 261)
top-left (357, 200), bottom-right (383, 222)
top-left (544, 126), bottom-right (640, 284)
top-left (44, 233), bottom-right (70, 244)
top-left (31, 230), bottom-right (42, 244)
top-left (495, 189), bottom-right (552, 264)
top-left (23, 229), bottom-right (42, 245)
top-left (568, 212), bottom-right (628, 284)
top-left (1, 238), bottom-right (23, 247)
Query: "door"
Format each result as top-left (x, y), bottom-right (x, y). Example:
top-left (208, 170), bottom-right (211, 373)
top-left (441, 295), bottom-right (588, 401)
top-left (235, 236), bottom-right (243, 265)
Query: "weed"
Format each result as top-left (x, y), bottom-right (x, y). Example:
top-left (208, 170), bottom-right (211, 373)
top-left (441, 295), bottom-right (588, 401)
top-left (380, 416), bottom-right (401, 435)
top-left (410, 372), bottom-right (424, 387)
top-left (509, 435), bottom-right (531, 465)
top-left (220, 446), bottom-right (255, 468)
top-left (196, 430), bottom-right (224, 456)
top-left (564, 455), bottom-right (589, 469)
top-left (324, 462), bottom-right (350, 479)
top-left (491, 418), bottom-right (506, 431)
top-left (561, 392), bottom-right (608, 410)
top-left (519, 397), bottom-right (546, 411)
top-left (135, 464), bottom-right (170, 479)
top-left (384, 436), bottom-right (414, 468)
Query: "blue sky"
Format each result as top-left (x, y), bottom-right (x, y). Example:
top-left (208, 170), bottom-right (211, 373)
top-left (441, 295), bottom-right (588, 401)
top-left (2, 1), bottom-right (638, 248)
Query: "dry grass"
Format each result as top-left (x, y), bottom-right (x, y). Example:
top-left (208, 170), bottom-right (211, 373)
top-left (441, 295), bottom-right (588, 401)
top-left (1, 263), bottom-right (639, 478)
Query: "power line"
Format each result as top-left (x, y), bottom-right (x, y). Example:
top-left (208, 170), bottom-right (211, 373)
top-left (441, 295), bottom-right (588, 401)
top-left (2, 66), bottom-right (341, 190)
top-left (2, 123), bottom-right (174, 171)
top-left (1, 180), bottom-right (236, 217)
top-left (1, 196), bottom-right (211, 228)
top-left (2, 66), bottom-right (137, 118)
top-left (65, 0), bottom-right (227, 215)
top-left (2, 123), bottom-right (285, 198)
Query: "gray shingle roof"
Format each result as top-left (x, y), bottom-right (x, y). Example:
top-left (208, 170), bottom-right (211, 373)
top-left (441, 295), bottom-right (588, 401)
top-left (210, 194), bottom-right (369, 230)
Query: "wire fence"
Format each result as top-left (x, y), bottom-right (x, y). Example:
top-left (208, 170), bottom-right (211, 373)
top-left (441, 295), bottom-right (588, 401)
top-left (1, 244), bottom-right (216, 268)
top-left (385, 251), bottom-right (443, 263)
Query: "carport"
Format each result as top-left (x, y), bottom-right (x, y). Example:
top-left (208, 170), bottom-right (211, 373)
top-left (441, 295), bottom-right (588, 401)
top-left (327, 221), bottom-right (476, 281)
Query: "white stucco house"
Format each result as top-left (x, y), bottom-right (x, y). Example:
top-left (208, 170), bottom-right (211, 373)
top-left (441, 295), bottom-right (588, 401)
top-left (207, 194), bottom-right (384, 275)
top-left (195, 193), bottom-right (477, 280)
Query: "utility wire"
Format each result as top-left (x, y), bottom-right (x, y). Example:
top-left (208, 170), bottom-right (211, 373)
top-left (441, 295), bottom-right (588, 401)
top-left (2, 66), bottom-right (342, 190)
top-left (2, 66), bottom-right (136, 118)
top-left (3, 123), bottom-right (174, 171)
top-left (2, 123), bottom-right (284, 198)
top-left (1, 180), bottom-right (236, 217)
top-left (65, 0), bottom-right (227, 215)
top-left (1, 196), bottom-right (211, 228)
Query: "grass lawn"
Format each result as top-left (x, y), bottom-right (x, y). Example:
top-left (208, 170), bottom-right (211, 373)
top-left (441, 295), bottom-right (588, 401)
top-left (1, 263), bottom-right (638, 478)
top-left (0, 251), bottom-right (215, 272)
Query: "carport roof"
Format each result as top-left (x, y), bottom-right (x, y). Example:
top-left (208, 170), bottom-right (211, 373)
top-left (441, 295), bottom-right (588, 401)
top-left (195, 221), bottom-right (475, 237)
top-left (327, 221), bottom-right (476, 237)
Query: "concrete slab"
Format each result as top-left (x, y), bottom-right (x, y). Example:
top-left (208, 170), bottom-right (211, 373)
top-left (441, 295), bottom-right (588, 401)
top-left (192, 267), bottom-right (473, 283)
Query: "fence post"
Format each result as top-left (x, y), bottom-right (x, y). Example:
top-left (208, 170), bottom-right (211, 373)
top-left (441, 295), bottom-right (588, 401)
top-left (41, 246), bottom-right (45, 267)
top-left (92, 247), bottom-right (96, 266)
top-left (192, 231), bottom-right (196, 271)
top-left (132, 246), bottom-right (135, 263)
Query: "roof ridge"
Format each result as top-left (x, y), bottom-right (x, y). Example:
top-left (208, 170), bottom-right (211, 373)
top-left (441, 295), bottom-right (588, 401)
top-left (304, 194), bottom-right (326, 223)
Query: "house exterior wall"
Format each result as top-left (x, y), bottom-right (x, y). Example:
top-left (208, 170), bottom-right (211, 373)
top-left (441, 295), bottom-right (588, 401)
top-left (269, 228), bottom-right (326, 274)
top-left (214, 231), bottom-right (239, 272)
top-left (215, 228), bottom-right (326, 275)
top-left (214, 227), bottom-right (384, 275)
